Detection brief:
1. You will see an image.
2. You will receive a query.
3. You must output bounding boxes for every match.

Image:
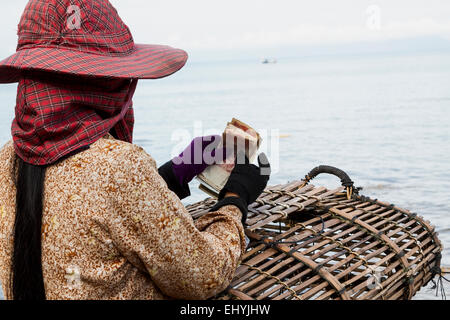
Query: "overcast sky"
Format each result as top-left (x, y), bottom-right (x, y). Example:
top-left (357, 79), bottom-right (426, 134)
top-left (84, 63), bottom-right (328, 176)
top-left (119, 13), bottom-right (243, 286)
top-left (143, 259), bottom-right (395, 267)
top-left (1, 0), bottom-right (450, 58)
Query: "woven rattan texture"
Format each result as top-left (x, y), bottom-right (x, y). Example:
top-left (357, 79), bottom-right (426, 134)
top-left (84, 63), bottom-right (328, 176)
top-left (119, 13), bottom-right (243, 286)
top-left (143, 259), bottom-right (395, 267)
top-left (187, 180), bottom-right (442, 300)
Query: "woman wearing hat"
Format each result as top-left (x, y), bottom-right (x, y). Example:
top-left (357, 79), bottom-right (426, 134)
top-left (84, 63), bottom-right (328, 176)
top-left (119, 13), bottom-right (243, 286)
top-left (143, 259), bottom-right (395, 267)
top-left (0, 0), bottom-right (270, 300)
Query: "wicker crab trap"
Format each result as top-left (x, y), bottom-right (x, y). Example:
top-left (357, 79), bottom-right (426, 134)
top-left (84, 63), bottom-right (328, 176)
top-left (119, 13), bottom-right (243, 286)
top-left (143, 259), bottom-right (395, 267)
top-left (187, 166), bottom-right (443, 300)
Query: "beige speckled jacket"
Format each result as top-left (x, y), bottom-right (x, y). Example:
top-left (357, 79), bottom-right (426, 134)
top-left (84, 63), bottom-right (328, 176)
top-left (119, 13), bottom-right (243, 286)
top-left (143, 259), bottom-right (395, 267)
top-left (0, 134), bottom-right (246, 300)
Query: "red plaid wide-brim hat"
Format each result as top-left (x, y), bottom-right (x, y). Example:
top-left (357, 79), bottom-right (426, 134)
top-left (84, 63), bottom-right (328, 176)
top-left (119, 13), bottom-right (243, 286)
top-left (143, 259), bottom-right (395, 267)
top-left (0, 0), bottom-right (188, 83)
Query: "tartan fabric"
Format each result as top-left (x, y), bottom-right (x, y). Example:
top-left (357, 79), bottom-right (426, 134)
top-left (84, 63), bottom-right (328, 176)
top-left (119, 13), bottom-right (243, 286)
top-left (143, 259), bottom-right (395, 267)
top-left (0, 0), bottom-right (187, 83)
top-left (17, 0), bottom-right (135, 57)
top-left (12, 71), bottom-right (138, 165)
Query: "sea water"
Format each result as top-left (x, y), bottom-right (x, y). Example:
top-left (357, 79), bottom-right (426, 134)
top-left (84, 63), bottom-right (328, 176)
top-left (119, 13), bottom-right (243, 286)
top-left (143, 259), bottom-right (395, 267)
top-left (0, 51), bottom-right (449, 300)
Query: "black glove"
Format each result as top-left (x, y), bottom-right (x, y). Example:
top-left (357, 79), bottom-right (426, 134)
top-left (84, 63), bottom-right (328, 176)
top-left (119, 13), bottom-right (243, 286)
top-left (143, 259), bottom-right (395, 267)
top-left (210, 152), bottom-right (271, 223)
top-left (158, 161), bottom-right (191, 200)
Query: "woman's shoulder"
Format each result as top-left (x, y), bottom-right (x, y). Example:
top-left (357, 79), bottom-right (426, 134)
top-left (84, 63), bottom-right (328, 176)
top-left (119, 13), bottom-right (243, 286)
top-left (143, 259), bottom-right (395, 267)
top-left (0, 136), bottom-right (158, 174)
top-left (81, 134), bottom-right (158, 170)
top-left (0, 141), bottom-right (16, 202)
top-left (0, 140), bottom-right (15, 170)
top-left (0, 140), bottom-right (14, 157)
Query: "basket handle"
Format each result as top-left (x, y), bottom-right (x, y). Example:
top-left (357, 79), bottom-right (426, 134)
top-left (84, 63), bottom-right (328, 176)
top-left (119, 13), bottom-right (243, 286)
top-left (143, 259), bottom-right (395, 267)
top-left (301, 165), bottom-right (356, 199)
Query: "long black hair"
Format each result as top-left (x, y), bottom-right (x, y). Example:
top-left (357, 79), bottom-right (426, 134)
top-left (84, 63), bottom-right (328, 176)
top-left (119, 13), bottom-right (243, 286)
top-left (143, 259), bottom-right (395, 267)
top-left (11, 155), bottom-right (47, 300)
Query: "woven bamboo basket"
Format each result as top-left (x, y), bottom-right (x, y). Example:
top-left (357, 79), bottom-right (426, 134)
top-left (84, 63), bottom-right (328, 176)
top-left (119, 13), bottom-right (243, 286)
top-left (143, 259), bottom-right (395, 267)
top-left (187, 166), bottom-right (443, 300)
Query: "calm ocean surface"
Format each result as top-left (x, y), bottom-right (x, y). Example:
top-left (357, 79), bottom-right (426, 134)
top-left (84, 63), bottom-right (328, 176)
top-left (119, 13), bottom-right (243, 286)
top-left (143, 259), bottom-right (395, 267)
top-left (0, 51), bottom-right (449, 299)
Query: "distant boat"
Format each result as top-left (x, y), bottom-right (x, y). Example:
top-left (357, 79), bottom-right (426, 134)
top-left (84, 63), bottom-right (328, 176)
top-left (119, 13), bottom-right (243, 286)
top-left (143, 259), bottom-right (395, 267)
top-left (261, 58), bottom-right (277, 64)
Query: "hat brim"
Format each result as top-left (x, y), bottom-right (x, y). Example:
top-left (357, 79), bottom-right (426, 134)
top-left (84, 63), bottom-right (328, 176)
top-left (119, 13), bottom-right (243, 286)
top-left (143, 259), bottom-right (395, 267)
top-left (0, 44), bottom-right (188, 83)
